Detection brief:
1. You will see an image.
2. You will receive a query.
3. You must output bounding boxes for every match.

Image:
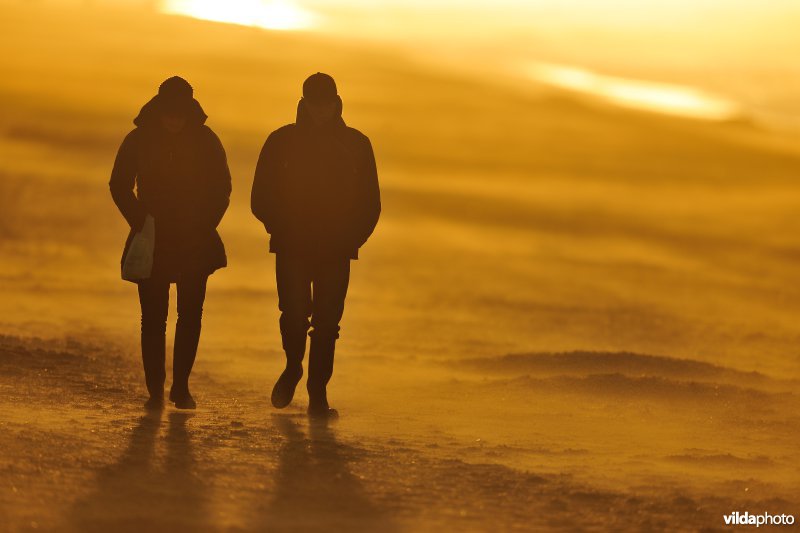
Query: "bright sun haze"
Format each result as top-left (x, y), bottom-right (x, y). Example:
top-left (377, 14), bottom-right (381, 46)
top-left (0, 0), bottom-right (799, 531)
top-left (160, 0), bottom-right (316, 30)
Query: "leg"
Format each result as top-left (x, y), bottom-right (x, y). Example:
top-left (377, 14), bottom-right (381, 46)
top-left (171, 272), bottom-right (208, 408)
top-left (137, 278), bottom-right (170, 401)
top-left (276, 254), bottom-right (313, 361)
top-left (307, 256), bottom-right (350, 415)
top-left (272, 254), bottom-right (312, 408)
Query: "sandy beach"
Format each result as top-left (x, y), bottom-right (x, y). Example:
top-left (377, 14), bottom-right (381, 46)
top-left (0, 3), bottom-right (799, 531)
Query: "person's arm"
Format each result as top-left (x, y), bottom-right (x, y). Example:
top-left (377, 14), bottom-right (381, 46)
top-left (109, 130), bottom-right (146, 231)
top-left (353, 135), bottom-right (381, 249)
top-left (251, 130), bottom-right (282, 233)
top-left (203, 129), bottom-right (232, 230)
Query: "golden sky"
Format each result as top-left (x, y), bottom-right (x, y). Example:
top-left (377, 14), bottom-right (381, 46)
top-left (148, 0), bottom-right (799, 125)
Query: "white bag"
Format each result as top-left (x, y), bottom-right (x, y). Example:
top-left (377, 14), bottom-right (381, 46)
top-left (122, 214), bottom-right (155, 281)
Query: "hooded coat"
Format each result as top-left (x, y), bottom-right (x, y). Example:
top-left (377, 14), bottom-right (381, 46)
top-left (110, 95), bottom-right (232, 282)
top-left (251, 98), bottom-right (380, 260)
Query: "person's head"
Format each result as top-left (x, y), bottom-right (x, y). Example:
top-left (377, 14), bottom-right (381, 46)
top-left (156, 76), bottom-right (193, 133)
top-left (302, 72), bottom-right (339, 124)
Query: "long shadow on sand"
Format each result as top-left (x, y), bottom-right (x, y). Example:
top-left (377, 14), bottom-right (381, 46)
top-left (260, 414), bottom-right (396, 532)
top-left (66, 410), bottom-right (208, 532)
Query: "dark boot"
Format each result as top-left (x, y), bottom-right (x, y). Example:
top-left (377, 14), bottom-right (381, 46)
top-left (171, 310), bottom-right (202, 410)
top-left (272, 318), bottom-right (308, 408)
top-left (169, 387), bottom-right (196, 410)
top-left (307, 334), bottom-right (337, 418)
top-left (143, 395), bottom-right (164, 412)
top-left (141, 321), bottom-right (166, 401)
top-left (308, 402), bottom-right (339, 419)
top-left (271, 359), bottom-right (303, 409)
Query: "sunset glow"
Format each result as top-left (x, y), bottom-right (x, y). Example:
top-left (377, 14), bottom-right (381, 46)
top-left (3, 1), bottom-right (800, 530)
top-left (528, 62), bottom-right (741, 121)
top-left (159, 0), bottom-right (316, 31)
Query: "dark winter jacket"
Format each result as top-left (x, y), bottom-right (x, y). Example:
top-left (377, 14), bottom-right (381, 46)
top-left (251, 98), bottom-right (380, 260)
top-left (110, 96), bottom-right (232, 282)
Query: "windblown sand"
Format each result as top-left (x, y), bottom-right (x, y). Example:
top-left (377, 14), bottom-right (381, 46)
top-left (0, 4), bottom-right (798, 531)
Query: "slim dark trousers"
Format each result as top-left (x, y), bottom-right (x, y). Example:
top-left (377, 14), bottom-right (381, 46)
top-left (137, 274), bottom-right (208, 398)
top-left (275, 253), bottom-right (350, 399)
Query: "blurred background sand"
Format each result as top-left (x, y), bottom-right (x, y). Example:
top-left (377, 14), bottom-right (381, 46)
top-left (0, 1), bottom-right (799, 530)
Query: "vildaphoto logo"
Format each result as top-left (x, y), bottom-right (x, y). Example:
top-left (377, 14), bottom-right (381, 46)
top-left (723, 511), bottom-right (795, 527)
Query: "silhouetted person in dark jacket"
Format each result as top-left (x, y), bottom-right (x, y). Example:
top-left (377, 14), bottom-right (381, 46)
top-left (110, 76), bottom-right (232, 410)
top-left (251, 73), bottom-right (380, 418)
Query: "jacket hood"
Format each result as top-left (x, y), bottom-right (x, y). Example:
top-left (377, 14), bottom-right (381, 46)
top-left (133, 94), bottom-right (208, 128)
top-left (296, 96), bottom-right (345, 129)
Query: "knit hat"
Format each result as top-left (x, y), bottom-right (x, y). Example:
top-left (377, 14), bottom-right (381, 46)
top-left (302, 72), bottom-right (338, 103)
top-left (156, 76), bottom-right (194, 114)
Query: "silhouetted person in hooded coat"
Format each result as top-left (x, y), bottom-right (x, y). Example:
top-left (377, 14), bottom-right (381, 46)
top-left (251, 73), bottom-right (380, 418)
top-left (110, 76), bottom-right (231, 410)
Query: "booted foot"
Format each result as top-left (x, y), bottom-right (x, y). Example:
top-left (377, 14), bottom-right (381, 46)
top-left (169, 387), bottom-right (196, 410)
top-left (173, 392), bottom-right (196, 410)
top-left (307, 402), bottom-right (339, 420)
top-left (271, 364), bottom-right (303, 409)
top-left (143, 396), bottom-right (164, 412)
